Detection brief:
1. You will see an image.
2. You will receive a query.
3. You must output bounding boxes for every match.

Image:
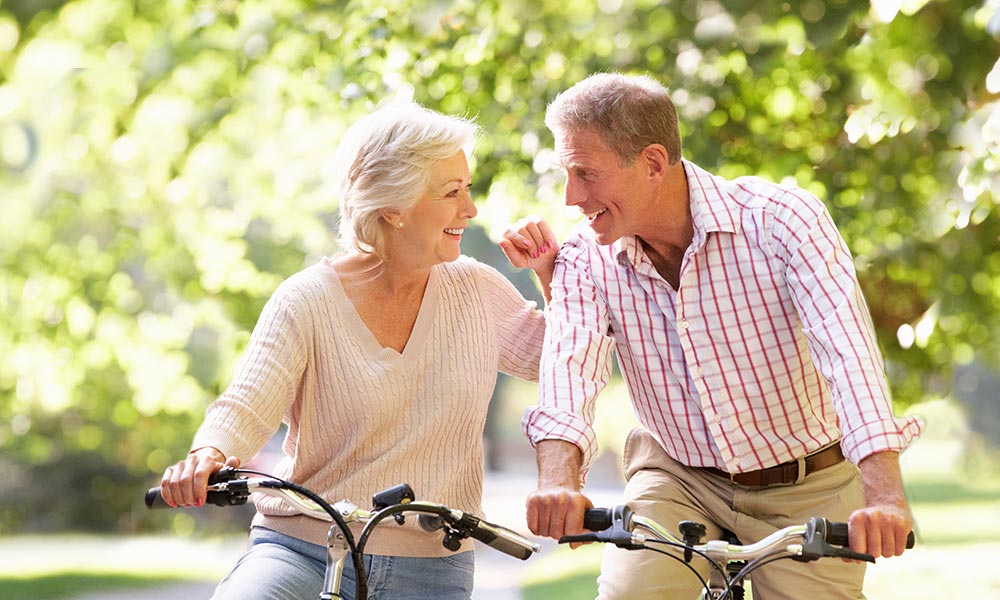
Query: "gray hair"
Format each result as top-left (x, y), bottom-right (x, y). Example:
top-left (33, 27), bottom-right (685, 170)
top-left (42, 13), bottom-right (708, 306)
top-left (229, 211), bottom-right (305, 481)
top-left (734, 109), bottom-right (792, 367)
top-left (335, 102), bottom-right (477, 257)
top-left (545, 72), bottom-right (682, 166)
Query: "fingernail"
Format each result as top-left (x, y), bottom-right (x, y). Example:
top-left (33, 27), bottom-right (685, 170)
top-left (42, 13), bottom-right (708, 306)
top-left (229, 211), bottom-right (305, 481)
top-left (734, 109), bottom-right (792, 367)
top-left (523, 240), bottom-right (533, 248)
top-left (532, 251), bottom-right (539, 259)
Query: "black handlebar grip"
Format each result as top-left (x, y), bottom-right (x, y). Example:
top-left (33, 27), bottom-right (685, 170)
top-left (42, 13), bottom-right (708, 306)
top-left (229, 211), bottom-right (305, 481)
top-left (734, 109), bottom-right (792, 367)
top-left (469, 520), bottom-right (538, 560)
top-left (145, 487), bottom-right (170, 509)
top-left (583, 507), bottom-right (613, 531)
top-left (827, 521), bottom-right (915, 550)
top-left (827, 521), bottom-right (850, 547)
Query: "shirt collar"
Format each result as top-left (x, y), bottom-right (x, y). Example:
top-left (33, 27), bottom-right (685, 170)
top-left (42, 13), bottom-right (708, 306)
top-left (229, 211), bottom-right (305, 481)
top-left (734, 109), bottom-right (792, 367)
top-left (614, 159), bottom-right (740, 268)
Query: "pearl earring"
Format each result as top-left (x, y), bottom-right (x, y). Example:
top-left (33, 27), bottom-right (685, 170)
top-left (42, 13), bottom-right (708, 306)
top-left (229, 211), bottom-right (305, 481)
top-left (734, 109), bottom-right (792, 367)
top-left (397, 221), bottom-right (403, 228)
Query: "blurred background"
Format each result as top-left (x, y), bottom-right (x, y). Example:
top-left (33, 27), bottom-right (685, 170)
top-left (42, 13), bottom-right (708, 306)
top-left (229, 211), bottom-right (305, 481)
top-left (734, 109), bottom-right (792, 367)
top-left (0, 0), bottom-right (998, 597)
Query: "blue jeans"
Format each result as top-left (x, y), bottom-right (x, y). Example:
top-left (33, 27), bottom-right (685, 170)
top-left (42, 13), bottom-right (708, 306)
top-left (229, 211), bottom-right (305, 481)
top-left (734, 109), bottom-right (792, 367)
top-left (211, 527), bottom-right (475, 600)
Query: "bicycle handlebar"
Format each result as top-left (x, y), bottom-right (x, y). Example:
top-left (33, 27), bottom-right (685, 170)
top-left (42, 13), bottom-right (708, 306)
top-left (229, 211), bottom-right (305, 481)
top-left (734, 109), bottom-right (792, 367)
top-left (564, 505), bottom-right (915, 563)
top-left (418, 513), bottom-right (538, 560)
top-left (145, 468), bottom-right (539, 561)
top-left (560, 504), bottom-right (915, 599)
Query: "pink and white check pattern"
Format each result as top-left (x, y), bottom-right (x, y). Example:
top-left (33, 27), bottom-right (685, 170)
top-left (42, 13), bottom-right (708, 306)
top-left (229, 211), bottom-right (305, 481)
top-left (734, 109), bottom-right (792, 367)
top-left (523, 160), bottom-right (922, 475)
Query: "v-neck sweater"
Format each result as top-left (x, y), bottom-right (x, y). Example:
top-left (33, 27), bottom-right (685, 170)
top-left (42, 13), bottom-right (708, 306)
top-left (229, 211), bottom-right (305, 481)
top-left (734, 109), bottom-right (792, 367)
top-left (191, 255), bottom-right (546, 556)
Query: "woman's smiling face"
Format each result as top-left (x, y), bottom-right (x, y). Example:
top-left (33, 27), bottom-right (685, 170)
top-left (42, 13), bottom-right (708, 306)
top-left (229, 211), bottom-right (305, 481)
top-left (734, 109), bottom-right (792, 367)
top-left (392, 150), bottom-right (477, 267)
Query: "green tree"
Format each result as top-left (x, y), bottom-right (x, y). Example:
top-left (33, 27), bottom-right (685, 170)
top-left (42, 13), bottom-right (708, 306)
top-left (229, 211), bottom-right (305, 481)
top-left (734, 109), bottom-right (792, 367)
top-left (0, 0), bottom-right (997, 530)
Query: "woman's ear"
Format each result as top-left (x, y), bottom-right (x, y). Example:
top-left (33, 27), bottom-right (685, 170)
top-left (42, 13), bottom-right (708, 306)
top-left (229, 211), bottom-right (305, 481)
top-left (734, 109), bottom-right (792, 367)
top-left (380, 209), bottom-right (404, 229)
top-left (641, 144), bottom-right (669, 180)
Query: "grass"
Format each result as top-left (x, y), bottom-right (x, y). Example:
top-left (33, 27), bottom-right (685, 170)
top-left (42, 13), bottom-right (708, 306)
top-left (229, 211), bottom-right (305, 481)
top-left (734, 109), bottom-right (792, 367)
top-left (903, 478), bottom-right (1000, 505)
top-left (522, 570), bottom-right (601, 600)
top-left (522, 544), bottom-right (604, 600)
top-left (0, 573), bottom-right (183, 600)
top-left (0, 534), bottom-right (241, 600)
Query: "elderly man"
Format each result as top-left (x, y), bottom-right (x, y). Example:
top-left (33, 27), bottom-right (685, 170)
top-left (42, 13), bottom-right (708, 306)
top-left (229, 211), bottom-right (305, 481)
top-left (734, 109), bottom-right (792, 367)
top-left (521, 73), bottom-right (921, 599)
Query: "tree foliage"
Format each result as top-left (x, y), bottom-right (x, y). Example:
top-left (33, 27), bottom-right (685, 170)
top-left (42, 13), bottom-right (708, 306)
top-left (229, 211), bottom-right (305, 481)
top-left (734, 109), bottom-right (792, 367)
top-left (0, 0), bottom-right (997, 530)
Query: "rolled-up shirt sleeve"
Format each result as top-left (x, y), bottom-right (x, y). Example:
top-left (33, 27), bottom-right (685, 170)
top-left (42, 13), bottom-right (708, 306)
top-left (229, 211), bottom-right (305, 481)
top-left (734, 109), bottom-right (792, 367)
top-left (778, 194), bottom-right (922, 464)
top-left (522, 235), bottom-right (616, 476)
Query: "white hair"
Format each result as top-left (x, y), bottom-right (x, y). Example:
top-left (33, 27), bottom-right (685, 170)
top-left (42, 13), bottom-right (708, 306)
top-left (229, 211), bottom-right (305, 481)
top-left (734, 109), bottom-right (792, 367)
top-left (335, 102), bottom-right (477, 257)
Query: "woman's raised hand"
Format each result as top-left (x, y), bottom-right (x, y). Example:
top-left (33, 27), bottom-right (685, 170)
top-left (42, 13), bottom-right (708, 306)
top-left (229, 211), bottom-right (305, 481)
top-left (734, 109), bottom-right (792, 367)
top-left (499, 216), bottom-right (558, 302)
top-left (499, 216), bottom-right (558, 274)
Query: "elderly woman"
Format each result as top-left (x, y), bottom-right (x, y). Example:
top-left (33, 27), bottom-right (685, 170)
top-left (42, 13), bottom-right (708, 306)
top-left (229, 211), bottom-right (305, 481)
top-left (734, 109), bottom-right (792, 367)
top-left (158, 102), bottom-right (557, 600)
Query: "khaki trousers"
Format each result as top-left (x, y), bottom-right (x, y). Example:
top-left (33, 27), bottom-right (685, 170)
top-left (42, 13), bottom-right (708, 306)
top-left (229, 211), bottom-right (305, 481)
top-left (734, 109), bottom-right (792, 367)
top-left (596, 428), bottom-right (867, 600)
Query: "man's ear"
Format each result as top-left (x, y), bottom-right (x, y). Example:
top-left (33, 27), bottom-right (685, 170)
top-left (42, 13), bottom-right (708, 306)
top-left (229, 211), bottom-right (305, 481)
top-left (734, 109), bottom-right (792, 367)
top-left (641, 144), bottom-right (670, 180)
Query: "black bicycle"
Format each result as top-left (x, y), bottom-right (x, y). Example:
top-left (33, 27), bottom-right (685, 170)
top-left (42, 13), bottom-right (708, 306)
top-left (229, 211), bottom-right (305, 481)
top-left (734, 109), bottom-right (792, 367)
top-left (559, 504), bottom-right (915, 599)
top-left (146, 467), bottom-right (539, 600)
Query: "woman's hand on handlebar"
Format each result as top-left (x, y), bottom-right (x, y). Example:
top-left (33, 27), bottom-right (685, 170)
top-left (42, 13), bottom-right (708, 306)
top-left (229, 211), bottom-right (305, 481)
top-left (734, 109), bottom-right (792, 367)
top-left (160, 447), bottom-right (241, 508)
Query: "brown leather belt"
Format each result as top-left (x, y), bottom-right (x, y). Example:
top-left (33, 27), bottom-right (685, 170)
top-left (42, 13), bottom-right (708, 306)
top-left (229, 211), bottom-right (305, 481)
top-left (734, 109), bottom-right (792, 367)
top-left (701, 444), bottom-right (844, 487)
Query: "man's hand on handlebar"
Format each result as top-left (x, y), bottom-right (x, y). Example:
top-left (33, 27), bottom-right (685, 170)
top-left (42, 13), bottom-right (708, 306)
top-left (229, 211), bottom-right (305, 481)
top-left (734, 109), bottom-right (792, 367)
top-left (526, 486), bottom-right (594, 548)
top-left (526, 440), bottom-right (593, 548)
top-left (852, 450), bottom-right (915, 559)
top-left (160, 447), bottom-right (241, 508)
top-left (848, 502), bottom-right (914, 559)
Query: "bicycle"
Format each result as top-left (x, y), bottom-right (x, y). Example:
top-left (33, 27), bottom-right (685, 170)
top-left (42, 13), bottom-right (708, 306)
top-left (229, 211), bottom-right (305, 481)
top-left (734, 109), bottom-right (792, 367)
top-left (145, 466), bottom-right (540, 600)
top-left (559, 504), bottom-right (915, 600)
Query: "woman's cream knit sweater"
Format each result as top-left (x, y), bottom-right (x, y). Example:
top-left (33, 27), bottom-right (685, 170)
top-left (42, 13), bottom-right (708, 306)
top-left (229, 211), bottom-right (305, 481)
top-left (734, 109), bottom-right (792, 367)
top-left (191, 255), bottom-right (545, 556)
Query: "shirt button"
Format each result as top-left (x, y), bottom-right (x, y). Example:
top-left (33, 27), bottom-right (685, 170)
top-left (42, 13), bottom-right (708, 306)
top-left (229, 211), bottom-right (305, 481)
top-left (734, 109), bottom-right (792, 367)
top-left (733, 457), bottom-right (741, 466)
top-left (680, 320), bottom-right (689, 330)
top-left (714, 414), bottom-right (721, 424)
top-left (695, 366), bottom-right (704, 377)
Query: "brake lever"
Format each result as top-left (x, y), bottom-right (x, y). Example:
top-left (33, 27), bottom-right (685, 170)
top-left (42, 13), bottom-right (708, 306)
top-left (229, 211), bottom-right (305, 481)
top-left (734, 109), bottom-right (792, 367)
top-left (832, 547), bottom-right (876, 563)
top-left (205, 469), bottom-right (251, 507)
